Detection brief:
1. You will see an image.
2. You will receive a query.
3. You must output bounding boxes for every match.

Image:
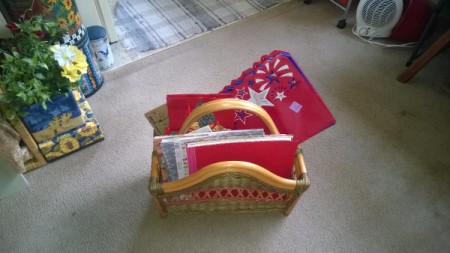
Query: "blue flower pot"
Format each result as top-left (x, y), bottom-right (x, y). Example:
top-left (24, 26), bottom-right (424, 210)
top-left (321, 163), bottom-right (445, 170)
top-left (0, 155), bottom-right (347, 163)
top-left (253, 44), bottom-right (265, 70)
top-left (21, 90), bottom-right (85, 141)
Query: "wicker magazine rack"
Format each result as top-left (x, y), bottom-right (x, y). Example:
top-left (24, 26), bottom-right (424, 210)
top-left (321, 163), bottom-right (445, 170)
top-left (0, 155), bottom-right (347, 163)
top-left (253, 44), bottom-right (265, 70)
top-left (149, 99), bottom-right (310, 218)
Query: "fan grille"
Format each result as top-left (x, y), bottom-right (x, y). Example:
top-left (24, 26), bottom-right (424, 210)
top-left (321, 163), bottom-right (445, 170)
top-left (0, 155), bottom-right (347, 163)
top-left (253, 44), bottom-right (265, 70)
top-left (361, 0), bottom-right (398, 28)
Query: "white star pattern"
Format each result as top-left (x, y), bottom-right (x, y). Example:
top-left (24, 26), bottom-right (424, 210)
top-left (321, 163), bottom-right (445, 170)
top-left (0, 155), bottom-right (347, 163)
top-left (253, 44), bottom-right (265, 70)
top-left (247, 88), bottom-right (274, 107)
top-left (275, 91), bottom-right (286, 101)
top-left (254, 58), bottom-right (293, 91)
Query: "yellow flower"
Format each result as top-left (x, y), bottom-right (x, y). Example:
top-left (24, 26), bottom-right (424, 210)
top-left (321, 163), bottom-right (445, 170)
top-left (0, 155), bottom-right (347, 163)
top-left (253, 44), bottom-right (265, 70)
top-left (75, 14), bottom-right (81, 25)
top-left (52, 45), bottom-right (87, 82)
top-left (64, 0), bottom-right (73, 11)
top-left (76, 61), bottom-right (88, 74)
top-left (79, 122), bottom-right (98, 136)
top-left (48, 0), bottom-right (58, 4)
top-left (61, 65), bottom-right (82, 82)
top-left (73, 46), bottom-right (86, 61)
top-left (68, 11), bottom-right (75, 23)
top-left (58, 18), bottom-right (67, 29)
top-left (59, 137), bottom-right (80, 153)
top-left (73, 48), bottom-right (88, 74)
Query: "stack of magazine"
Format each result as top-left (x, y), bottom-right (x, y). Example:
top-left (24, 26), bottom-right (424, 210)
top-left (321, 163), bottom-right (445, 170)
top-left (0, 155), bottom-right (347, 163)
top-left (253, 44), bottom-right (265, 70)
top-left (153, 126), bottom-right (299, 182)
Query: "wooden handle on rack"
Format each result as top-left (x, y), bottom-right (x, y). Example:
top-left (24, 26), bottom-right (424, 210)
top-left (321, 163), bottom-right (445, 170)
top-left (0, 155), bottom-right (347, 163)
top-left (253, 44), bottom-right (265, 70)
top-left (161, 161), bottom-right (298, 193)
top-left (179, 99), bottom-right (279, 134)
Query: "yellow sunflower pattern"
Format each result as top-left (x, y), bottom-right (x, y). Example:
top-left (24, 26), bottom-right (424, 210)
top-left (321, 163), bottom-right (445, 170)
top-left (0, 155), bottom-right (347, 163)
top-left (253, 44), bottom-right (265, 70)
top-left (38, 89), bottom-right (104, 161)
top-left (42, 0), bottom-right (82, 34)
top-left (63, 0), bottom-right (73, 10)
top-left (58, 18), bottom-right (67, 29)
top-left (79, 122), bottom-right (98, 137)
top-left (60, 137), bottom-right (80, 153)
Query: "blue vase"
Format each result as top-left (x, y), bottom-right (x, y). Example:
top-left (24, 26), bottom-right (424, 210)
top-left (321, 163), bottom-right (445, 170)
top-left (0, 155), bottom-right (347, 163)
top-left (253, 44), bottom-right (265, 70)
top-left (21, 90), bottom-right (85, 141)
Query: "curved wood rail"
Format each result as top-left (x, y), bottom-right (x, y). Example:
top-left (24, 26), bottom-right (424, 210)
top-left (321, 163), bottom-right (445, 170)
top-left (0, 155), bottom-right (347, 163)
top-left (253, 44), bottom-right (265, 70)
top-left (179, 99), bottom-right (279, 134)
top-left (161, 161), bottom-right (298, 193)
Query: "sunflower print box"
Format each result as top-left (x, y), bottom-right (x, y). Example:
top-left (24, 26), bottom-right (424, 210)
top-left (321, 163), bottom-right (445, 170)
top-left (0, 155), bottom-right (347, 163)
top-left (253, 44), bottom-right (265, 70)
top-left (37, 89), bottom-right (104, 161)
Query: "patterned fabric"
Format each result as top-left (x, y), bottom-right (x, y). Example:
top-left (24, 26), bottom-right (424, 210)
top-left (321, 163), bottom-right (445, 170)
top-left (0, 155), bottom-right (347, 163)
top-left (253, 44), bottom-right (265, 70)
top-left (41, 0), bottom-right (83, 34)
top-left (38, 89), bottom-right (104, 161)
top-left (61, 25), bottom-right (104, 97)
top-left (115, 0), bottom-right (287, 52)
top-left (62, 24), bottom-right (86, 45)
top-left (20, 91), bottom-right (84, 142)
top-left (77, 32), bottom-right (104, 97)
top-left (40, 1), bottom-right (104, 97)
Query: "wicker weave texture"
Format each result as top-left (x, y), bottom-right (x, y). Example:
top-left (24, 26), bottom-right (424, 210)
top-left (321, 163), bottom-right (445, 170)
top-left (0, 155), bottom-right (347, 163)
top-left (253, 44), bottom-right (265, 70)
top-left (150, 163), bottom-right (309, 217)
top-left (160, 173), bottom-right (297, 212)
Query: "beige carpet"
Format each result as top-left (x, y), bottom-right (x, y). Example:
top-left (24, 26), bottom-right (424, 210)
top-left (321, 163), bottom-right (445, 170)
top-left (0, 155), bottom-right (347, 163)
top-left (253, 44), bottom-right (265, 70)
top-left (1, 1), bottom-right (450, 252)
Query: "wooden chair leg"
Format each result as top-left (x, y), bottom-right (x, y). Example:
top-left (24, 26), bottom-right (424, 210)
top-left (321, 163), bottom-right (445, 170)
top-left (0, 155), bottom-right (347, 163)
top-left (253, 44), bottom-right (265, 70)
top-left (397, 30), bottom-right (450, 83)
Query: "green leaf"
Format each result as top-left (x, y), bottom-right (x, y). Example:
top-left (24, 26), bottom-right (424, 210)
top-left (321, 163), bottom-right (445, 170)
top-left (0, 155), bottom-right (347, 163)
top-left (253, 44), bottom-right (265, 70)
top-left (17, 82), bottom-right (25, 89)
top-left (22, 58), bottom-right (34, 65)
top-left (35, 16), bottom-right (43, 23)
top-left (38, 63), bottom-right (48, 70)
top-left (4, 53), bottom-right (13, 61)
top-left (0, 93), bottom-right (7, 102)
top-left (16, 92), bottom-right (26, 100)
top-left (41, 93), bottom-right (50, 102)
top-left (5, 110), bottom-right (16, 121)
top-left (35, 73), bottom-right (45, 80)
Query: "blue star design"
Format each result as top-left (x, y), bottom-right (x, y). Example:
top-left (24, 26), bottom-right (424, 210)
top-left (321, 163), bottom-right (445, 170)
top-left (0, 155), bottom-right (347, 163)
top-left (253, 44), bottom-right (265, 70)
top-left (288, 78), bottom-right (298, 89)
top-left (234, 110), bottom-right (253, 124)
top-left (235, 88), bottom-right (248, 99)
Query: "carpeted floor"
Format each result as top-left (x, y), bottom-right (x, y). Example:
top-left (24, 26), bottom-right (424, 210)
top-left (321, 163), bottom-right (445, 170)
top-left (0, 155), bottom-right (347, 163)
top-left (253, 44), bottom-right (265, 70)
top-left (1, 1), bottom-right (450, 252)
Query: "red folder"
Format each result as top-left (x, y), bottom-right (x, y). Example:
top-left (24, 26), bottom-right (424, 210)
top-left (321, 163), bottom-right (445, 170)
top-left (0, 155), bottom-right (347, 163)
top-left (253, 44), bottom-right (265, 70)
top-left (219, 50), bottom-right (336, 143)
top-left (166, 93), bottom-right (235, 133)
top-left (186, 138), bottom-right (299, 179)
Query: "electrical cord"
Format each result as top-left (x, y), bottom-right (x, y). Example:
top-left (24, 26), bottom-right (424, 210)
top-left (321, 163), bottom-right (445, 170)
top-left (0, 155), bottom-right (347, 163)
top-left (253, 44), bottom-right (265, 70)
top-left (352, 25), bottom-right (418, 48)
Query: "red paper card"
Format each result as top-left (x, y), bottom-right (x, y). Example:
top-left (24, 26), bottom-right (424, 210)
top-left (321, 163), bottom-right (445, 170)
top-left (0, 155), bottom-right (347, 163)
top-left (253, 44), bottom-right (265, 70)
top-left (186, 137), bottom-right (299, 179)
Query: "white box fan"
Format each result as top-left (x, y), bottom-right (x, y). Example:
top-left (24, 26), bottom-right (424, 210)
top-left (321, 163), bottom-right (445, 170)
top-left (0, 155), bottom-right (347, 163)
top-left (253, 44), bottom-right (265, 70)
top-left (355, 0), bottom-right (403, 38)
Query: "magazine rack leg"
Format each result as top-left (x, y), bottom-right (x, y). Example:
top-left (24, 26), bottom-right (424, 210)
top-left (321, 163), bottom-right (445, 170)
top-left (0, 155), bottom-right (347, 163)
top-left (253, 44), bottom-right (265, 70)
top-left (283, 173), bottom-right (310, 216)
top-left (153, 196), bottom-right (168, 218)
top-left (149, 172), bottom-right (168, 218)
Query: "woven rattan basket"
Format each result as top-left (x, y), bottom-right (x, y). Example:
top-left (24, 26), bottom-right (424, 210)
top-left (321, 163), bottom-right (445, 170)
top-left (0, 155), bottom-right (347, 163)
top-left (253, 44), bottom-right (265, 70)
top-left (149, 99), bottom-right (310, 218)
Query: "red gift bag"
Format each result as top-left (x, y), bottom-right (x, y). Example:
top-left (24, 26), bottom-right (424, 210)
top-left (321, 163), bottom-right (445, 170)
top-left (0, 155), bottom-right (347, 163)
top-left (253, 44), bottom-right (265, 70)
top-left (219, 50), bottom-right (336, 143)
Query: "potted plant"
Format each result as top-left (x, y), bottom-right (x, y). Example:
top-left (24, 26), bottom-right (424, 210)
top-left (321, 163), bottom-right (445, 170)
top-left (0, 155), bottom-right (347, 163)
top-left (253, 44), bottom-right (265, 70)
top-left (0, 15), bottom-right (88, 141)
